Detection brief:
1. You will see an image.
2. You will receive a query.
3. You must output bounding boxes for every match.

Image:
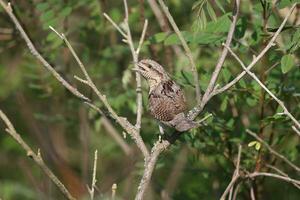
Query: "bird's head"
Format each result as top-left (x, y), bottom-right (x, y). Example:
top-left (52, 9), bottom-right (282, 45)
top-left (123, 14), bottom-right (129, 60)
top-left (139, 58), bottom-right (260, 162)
top-left (134, 59), bottom-right (169, 85)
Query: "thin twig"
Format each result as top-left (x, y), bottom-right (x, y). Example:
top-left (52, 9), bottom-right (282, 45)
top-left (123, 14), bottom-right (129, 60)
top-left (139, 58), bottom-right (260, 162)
top-left (246, 129), bottom-right (300, 172)
top-left (88, 150), bottom-right (98, 200)
top-left (112, 183), bottom-right (117, 200)
top-left (214, 4), bottom-right (297, 95)
top-left (266, 164), bottom-right (300, 189)
top-left (0, 0), bottom-right (89, 102)
top-left (220, 145), bottom-right (242, 200)
top-left (0, 110), bottom-right (76, 200)
top-left (101, 116), bottom-right (132, 156)
top-left (292, 126), bottom-right (300, 137)
top-left (122, 0), bottom-right (146, 131)
top-left (224, 44), bottom-right (300, 130)
top-left (103, 13), bottom-right (127, 38)
top-left (246, 172), bottom-right (300, 186)
top-left (157, 0), bottom-right (201, 102)
top-left (136, 19), bottom-right (148, 55)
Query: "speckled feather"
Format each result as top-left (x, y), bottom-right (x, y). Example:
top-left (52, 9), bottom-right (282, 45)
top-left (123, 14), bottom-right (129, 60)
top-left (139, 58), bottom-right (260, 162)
top-left (137, 59), bottom-right (197, 132)
top-left (149, 80), bottom-right (186, 122)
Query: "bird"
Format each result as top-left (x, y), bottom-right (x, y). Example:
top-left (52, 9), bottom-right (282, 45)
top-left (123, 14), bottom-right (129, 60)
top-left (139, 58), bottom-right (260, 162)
top-left (134, 59), bottom-right (197, 132)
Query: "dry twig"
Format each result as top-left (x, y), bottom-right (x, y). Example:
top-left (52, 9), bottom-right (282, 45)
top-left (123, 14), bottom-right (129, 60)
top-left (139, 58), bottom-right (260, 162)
top-left (87, 150), bottom-right (98, 200)
top-left (0, 110), bottom-right (76, 200)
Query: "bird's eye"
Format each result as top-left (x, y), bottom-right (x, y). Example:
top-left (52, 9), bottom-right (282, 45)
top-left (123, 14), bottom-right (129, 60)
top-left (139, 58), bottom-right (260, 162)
top-left (148, 65), bottom-right (152, 69)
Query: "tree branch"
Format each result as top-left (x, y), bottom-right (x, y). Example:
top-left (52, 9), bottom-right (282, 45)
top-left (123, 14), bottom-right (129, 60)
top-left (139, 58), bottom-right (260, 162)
top-left (87, 150), bottom-right (98, 200)
top-left (0, 110), bottom-right (76, 200)
top-left (187, 0), bottom-right (241, 120)
top-left (157, 0), bottom-right (201, 103)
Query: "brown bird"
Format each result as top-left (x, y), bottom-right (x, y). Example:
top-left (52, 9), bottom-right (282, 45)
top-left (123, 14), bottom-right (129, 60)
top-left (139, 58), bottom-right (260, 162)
top-left (135, 59), bottom-right (197, 132)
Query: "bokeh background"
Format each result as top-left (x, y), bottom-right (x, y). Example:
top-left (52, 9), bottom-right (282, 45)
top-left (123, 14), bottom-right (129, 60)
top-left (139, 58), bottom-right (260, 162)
top-left (0, 0), bottom-right (300, 199)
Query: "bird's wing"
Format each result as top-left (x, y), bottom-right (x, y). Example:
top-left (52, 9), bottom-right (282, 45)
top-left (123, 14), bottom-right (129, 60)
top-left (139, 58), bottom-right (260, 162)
top-left (149, 80), bottom-right (186, 121)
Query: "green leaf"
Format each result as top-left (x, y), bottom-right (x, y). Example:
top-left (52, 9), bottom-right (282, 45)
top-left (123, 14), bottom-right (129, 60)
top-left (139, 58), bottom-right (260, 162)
top-left (204, 13), bottom-right (231, 33)
top-left (281, 54), bottom-right (295, 74)
top-left (60, 7), bottom-right (72, 18)
top-left (248, 141), bottom-right (257, 147)
top-left (255, 142), bottom-right (261, 150)
top-left (36, 3), bottom-right (49, 12)
top-left (206, 2), bottom-right (217, 21)
top-left (220, 96), bottom-right (228, 112)
top-left (222, 67), bottom-right (231, 82)
top-left (148, 32), bottom-right (167, 44)
top-left (215, 0), bottom-right (226, 13)
top-left (41, 10), bottom-right (55, 21)
top-left (246, 97), bottom-right (257, 107)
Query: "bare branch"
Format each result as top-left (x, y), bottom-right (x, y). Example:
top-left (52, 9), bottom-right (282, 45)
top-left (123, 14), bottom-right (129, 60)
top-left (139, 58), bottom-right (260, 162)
top-left (136, 19), bottom-right (149, 55)
top-left (157, 0), bottom-right (201, 102)
top-left (202, 0), bottom-right (241, 105)
top-left (103, 13), bottom-right (127, 38)
top-left (101, 116), bottom-right (132, 156)
top-left (220, 145), bottom-right (242, 200)
top-left (246, 172), bottom-right (300, 187)
top-left (214, 4), bottom-right (297, 95)
top-left (292, 126), bottom-right (300, 137)
top-left (266, 164), bottom-right (300, 189)
top-left (0, 110), bottom-right (76, 200)
top-left (135, 140), bottom-right (169, 200)
top-left (0, 0), bottom-right (89, 102)
top-left (87, 150), bottom-right (98, 200)
top-left (135, 110), bottom-right (213, 200)
top-left (224, 44), bottom-right (300, 130)
top-left (246, 129), bottom-right (300, 173)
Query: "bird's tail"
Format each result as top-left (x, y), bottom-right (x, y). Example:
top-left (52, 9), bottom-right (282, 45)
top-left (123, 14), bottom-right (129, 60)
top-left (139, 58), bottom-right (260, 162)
top-left (174, 118), bottom-right (198, 132)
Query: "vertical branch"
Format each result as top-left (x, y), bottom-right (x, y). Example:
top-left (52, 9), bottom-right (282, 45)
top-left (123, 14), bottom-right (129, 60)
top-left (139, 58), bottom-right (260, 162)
top-left (202, 0), bottom-right (240, 102)
top-left (135, 140), bottom-right (169, 200)
top-left (88, 150), bottom-right (98, 200)
top-left (157, 0), bottom-right (201, 103)
top-left (188, 0), bottom-right (241, 120)
top-left (122, 0), bottom-right (148, 131)
top-left (0, 110), bottom-right (76, 200)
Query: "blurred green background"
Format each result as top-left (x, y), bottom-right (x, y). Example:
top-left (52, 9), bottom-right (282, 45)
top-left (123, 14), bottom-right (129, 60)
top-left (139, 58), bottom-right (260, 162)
top-left (0, 0), bottom-right (300, 199)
